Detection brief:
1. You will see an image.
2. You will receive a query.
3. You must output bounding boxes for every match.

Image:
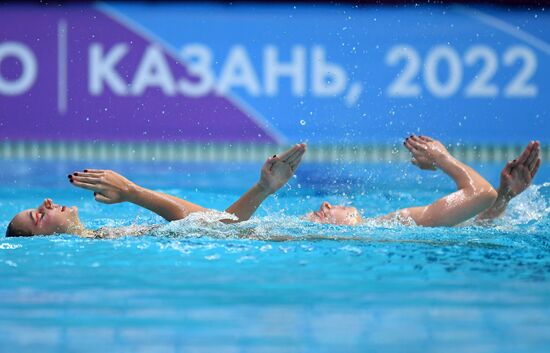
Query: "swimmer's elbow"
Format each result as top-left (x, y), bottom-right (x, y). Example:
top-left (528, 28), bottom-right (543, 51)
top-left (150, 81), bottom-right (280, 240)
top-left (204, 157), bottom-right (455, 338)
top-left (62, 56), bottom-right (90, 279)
top-left (465, 184), bottom-right (498, 210)
top-left (477, 186), bottom-right (498, 210)
top-left (167, 208), bottom-right (190, 221)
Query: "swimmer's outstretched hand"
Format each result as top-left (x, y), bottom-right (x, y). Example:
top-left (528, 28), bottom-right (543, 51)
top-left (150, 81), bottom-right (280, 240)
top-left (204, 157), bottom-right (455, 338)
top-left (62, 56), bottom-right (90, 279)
top-left (498, 141), bottom-right (540, 199)
top-left (476, 141), bottom-right (541, 222)
top-left (69, 169), bottom-right (135, 204)
top-left (257, 143), bottom-right (306, 194)
top-left (404, 135), bottom-right (450, 170)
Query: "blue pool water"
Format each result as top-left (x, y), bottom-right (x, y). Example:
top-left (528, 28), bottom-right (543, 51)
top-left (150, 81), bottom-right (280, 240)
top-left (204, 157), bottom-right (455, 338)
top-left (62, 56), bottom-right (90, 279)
top-left (1, 160), bottom-right (549, 353)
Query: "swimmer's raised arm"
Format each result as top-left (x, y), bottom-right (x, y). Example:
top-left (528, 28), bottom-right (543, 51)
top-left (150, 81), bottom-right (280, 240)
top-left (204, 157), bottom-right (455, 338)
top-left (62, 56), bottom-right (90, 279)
top-left (223, 143), bottom-right (306, 223)
top-left (476, 141), bottom-right (541, 222)
top-left (69, 143), bottom-right (306, 224)
top-left (380, 135), bottom-right (497, 227)
top-left (70, 170), bottom-right (207, 221)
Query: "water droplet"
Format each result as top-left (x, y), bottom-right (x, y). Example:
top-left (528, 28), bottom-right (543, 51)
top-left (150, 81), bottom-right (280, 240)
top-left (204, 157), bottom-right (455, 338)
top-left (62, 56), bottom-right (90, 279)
top-left (299, 120), bottom-right (306, 126)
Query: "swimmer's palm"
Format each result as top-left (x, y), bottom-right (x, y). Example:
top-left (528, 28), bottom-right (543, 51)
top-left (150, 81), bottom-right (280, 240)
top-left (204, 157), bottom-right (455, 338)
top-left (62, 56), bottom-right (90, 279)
top-left (412, 141), bottom-right (449, 170)
top-left (412, 155), bottom-right (437, 171)
top-left (259, 160), bottom-right (293, 194)
top-left (95, 171), bottom-right (134, 204)
top-left (501, 165), bottom-right (531, 197)
top-left (71, 169), bottom-right (134, 204)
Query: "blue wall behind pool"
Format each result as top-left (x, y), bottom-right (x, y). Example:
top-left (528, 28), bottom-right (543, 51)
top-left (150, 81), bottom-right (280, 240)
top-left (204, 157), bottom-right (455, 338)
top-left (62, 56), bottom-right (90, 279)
top-left (1, 3), bottom-right (549, 145)
top-left (103, 3), bottom-right (550, 144)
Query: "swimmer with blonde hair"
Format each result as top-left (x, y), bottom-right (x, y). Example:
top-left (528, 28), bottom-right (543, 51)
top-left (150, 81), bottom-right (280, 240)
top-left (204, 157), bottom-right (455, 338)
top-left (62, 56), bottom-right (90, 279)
top-left (306, 135), bottom-right (541, 227)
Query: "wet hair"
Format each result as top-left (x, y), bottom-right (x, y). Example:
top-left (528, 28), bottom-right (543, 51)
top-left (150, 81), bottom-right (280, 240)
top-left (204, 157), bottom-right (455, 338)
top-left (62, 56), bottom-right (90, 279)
top-left (5, 221), bottom-right (32, 237)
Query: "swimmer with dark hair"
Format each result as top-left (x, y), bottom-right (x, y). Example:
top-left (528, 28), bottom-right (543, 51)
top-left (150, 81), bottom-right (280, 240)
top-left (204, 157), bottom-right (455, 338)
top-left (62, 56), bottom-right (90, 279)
top-left (306, 136), bottom-right (541, 227)
top-left (4, 136), bottom-right (541, 238)
top-left (5, 144), bottom-right (307, 238)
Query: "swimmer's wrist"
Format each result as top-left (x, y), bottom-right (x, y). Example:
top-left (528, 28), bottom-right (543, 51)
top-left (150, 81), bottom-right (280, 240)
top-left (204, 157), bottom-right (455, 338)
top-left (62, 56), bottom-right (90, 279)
top-left (254, 182), bottom-right (274, 195)
top-left (496, 186), bottom-right (514, 202)
top-left (125, 182), bottom-right (143, 203)
top-left (433, 153), bottom-right (455, 169)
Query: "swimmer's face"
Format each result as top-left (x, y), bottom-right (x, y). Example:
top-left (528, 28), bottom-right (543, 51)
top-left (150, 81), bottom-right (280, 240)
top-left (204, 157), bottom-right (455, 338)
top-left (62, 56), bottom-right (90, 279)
top-left (8, 198), bottom-right (82, 236)
top-left (307, 201), bottom-right (362, 226)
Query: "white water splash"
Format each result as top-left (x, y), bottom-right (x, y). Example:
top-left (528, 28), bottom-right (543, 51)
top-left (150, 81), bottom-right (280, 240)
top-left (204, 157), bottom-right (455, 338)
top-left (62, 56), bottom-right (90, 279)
top-left (152, 211), bottom-right (240, 239)
top-left (184, 210), bottom-right (239, 223)
top-left (4, 260), bottom-right (17, 267)
top-left (503, 183), bottom-right (549, 225)
top-left (0, 243), bottom-right (22, 250)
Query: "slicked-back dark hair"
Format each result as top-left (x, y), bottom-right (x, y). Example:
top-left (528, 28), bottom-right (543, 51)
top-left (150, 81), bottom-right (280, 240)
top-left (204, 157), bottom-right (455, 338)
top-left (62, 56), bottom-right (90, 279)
top-left (5, 221), bottom-right (31, 237)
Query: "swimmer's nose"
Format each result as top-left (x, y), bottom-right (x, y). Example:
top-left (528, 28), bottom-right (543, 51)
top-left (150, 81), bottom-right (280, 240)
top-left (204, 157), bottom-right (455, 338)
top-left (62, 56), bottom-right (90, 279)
top-left (44, 198), bottom-right (60, 210)
top-left (43, 198), bottom-right (53, 209)
top-left (321, 201), bottom-right (331, 210)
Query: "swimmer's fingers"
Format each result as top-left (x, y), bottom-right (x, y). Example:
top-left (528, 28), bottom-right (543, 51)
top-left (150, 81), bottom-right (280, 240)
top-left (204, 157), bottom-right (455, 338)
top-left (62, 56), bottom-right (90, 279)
top-left (404, 139), bottom-right (418, 153)
top-left (264, 157), bottom-right (276, 173)
top-left (525, 142), bottom-right (540, 169)
top-left (288, 150), bottom-right (306, 172)
top-left (73, 171), bottom-right (104, 179)
top-left (279, 144), bottom-right (305, 163)
top-left (419, 135), bottom-right (434, 142)
top-left (502, 161), bottom-right (514, 177)
top-left (286, 145), bottom-right (306, 166)
top-left (80, 169), bottom-right (105, 174)
top-left (406, 137), bottom-right (424, 151)
top-left (531, 158), bottom-right (541, 179)
top-left (70, 179), bottom-right (102, 192)
top-left (71, 175), bottom-right (101, 184)
top-left (93, 192), bottom-right (112, 204)
top-left (512, 164), bottom-right (531, 183)
top-left (520, 165), bottom-right (532, 183)
top-left (411, 157), bottom-right (419, 166)
top-left (516, 141), bottom-right (535, 165)
top-left (274, 145), bottom-right (296, 162)
top-left (410, 135), bottom-right (427, 147)
top-left (289, 153), bottom-right (304, 169)
top-left (281, 146), bottom-right (302, 164)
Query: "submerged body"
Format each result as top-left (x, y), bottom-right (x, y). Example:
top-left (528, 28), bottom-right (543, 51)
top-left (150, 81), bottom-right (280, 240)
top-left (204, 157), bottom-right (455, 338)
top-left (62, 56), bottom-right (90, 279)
top-left (5, 137), bottom-right (541, 239)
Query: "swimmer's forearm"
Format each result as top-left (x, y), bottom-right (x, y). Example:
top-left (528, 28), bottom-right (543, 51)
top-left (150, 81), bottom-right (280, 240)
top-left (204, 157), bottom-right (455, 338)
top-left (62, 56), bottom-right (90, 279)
top-left (124, 180), bottom-right (270, 223)
top-left (223, 183), bottom-right (271, 223)
top-left (436, 154), bottom-right (494, 193)
top-left (475, 187), bottom-right (512, 221)
top-left (437, 155), bottom-right (479, 190)
top-left (127, 185), bottom-right (207, 221)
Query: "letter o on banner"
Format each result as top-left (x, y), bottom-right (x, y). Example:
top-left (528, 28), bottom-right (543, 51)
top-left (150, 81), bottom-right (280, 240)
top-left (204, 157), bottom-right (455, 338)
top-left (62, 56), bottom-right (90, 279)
top-left (0, 42), bottom-right (38, 95)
